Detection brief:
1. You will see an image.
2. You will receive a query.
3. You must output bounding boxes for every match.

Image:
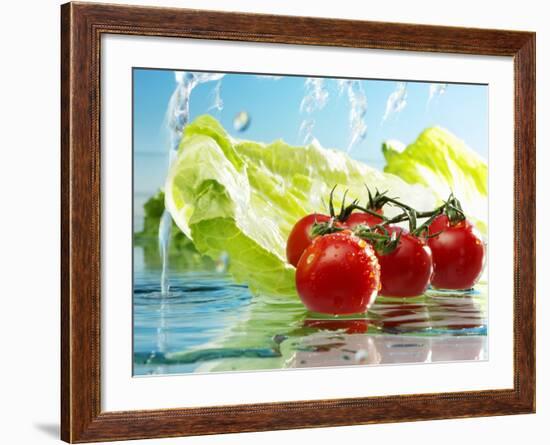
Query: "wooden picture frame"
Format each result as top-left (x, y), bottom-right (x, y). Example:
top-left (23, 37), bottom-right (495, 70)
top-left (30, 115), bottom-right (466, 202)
top-left (61, 2), bottom-right (535, 442)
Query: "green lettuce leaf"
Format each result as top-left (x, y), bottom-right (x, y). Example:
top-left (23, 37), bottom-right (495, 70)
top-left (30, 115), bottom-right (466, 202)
top-left (383, 127), bottom-right (488, 234)
top-left (165, 115), bottom-right (436, 298)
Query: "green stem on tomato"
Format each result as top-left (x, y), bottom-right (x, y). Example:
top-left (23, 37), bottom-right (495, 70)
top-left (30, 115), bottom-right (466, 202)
top-left (323, 185), bottom-right (467, 239)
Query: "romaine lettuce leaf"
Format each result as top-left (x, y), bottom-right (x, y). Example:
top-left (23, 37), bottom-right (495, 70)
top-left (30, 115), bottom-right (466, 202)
top-left (165, 115), bottom-right (436, 298)
top-left (383, 127), bottom-right (488, 234)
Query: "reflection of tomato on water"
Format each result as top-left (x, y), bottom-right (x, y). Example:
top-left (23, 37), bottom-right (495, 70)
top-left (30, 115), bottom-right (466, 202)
top-left (375, 304), bottom-right (427, 329)
top-left (434, 295), bottom-right (484, 330)
top-left (304, 318), bottom-right (369, 334)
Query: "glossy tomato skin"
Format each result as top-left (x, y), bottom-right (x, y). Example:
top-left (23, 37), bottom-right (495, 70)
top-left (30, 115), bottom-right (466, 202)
top-left (428, 215), bottom-right (486, 290)
top-left (377, 227), bottom-right (433, 297)
top-left (295, 232), bottom-right (381, 315)
top-left (286, 213), bottom-right (330, 267)
top-left (344, 209), bottom-right (384, 229)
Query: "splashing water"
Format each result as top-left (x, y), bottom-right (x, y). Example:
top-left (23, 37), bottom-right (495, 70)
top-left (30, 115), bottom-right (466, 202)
top-left (382, 82), bottom-right (408, 123)
top-left (300, 78), bottom-right (329, 114)
top-left (299, 119), bottom-right (316, 143)
top-left (215, 252), bottom-right (230, 273)
top-left (428, 83), bottom-right (448, 105)
top-left (337, 80), bottom-right (368, 152)
top-left (159, 71), bottom-right (225, 295)
top-left (299, 121), bottom-right (316, 144)
top-left (299, 78), bottom-right (329, 143)
top-left (257, 75), bottom-right (283, 80)
top-left (158, 210), bottom-right (173, 295)
top-left (209, 80), bottom-right (224, 112)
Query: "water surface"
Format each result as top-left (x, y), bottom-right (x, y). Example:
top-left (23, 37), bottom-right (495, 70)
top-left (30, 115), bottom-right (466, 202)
top-left (133, 247), bottom-right (487, 376)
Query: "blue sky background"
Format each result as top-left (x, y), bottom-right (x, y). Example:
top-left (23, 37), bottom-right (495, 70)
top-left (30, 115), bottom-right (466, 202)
top-left (133, 69), bottom-right (488, 230)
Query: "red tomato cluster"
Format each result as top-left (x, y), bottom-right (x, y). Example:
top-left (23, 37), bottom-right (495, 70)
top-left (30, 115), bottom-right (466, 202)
top-left (286, 190), bottom-right (486, 315)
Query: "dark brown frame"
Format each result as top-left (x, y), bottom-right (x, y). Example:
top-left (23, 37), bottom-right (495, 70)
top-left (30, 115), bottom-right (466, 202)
top-left (61, 1), bottom-right (536, 442)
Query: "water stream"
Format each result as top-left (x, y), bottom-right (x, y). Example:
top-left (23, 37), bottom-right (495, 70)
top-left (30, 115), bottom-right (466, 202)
top-left (160, 72), bottom-right (225, 295)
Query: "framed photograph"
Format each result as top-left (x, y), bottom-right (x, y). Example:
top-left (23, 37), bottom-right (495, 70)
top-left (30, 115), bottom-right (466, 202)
top-left (61, 2), bottom-right (535, 442)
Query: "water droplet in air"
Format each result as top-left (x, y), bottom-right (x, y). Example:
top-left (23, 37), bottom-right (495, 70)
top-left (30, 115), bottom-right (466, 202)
top-left (233, 111), bottom-right (251, 132)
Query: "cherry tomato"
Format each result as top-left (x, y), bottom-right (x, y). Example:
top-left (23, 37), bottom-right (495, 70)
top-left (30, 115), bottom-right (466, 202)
top-left (344, 209), bottom-right (384, 229)
top-left (286, 213), bottom-right (331, 267)
top-left (377, 227), bottom-right (433, 297)
top-left (296, 231), bottom-right (380, 315)
top-left (427, 215), bottom-right (485, 290)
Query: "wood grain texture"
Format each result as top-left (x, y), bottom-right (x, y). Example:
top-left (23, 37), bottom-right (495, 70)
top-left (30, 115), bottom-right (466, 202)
top-left (60, 2), bottom-right (536, 442)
